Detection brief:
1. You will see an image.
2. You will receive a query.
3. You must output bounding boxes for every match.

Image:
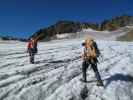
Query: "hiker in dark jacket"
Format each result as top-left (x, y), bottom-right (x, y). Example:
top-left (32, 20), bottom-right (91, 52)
top-left (81, 37), bottom-right (103, 86)
top-left (27, 38), bottom-right (38, 64)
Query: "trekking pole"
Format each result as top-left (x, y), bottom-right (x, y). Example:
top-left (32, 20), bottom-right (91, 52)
top-left (98, 53), bottom-right (104, 63)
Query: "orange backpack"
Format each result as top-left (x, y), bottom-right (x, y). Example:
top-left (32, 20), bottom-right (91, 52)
top-left (84, 37), bottom-right (97, 59)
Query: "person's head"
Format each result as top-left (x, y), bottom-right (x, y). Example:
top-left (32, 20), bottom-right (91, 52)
top-left (82, 42), bottom-right (85, 46)
top-left (31, 37), bottom-right (36, 42)
top-left (30, 37), bottom-right (33, 41)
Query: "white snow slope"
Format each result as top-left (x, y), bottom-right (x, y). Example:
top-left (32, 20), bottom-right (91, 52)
top-left (0, 39), bottom-right (133, 100)
top-left (56, 26), bottom-right (133, 40)
top-left (80, 26), bottom-right (133, 40)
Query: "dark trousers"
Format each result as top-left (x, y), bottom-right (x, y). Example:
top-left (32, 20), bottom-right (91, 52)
top-left (82, 60), bottom-right (102, 82)
top-left (29, 49), bottom-right (35, 64)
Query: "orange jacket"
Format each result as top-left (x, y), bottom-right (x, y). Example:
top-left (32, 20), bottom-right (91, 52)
top-left (27, 41), bottom-right (33, 49)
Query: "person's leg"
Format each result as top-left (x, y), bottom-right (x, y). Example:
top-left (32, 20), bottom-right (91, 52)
top-left (29, 50), bottom-right (32, 64)
top-left (82, 61), bottom-right (89, 82)
top-left (31, 53), bottom-right (35, 64)
top-left (91, 63), bottom-right (103, 86)
top-left (29, 49), bottom-right (34, 64)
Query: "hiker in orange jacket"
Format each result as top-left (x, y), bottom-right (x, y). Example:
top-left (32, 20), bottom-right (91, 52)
top-left (27, 38), bottom-right (38, 64)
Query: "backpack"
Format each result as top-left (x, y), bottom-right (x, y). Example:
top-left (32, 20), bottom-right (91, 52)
top-left (92, 41), bottom-right (101, 58)
top-left (33, 41), bottom-right (38, 54)
top-left (84, 38), bottom-right (101, 58)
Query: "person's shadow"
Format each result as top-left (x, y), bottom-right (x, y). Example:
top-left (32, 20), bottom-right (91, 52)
top-left (105, 73), bottom-right (133, 88)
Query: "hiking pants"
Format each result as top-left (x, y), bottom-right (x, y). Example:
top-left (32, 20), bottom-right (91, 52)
top-left (82, 60), bottom-right (102, 82)
top-left (29, 49), bottom-right (35, 64)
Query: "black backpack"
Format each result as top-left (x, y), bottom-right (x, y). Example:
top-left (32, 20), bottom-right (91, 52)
top-left (92, 41), bottom-right (101, 58)
top-left (33, 42), bottom-right (38, 54)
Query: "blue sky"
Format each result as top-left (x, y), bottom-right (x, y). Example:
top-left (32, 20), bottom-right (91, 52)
top-left (0, 0), bottom-right (133, 38)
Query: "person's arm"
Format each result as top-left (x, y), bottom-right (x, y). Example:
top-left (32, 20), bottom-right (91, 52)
top-left (81, 53), bottom-right (85, 60)
top-left (81, 47), bottom-right (87, 60)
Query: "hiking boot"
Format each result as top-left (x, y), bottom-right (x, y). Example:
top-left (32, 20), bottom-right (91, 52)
top-left (97, 81), bottom-right (104, 86)
top-left (80, 79), bottom-right (87, 83)
top-left (30, 60), bottom-right (34, 64)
